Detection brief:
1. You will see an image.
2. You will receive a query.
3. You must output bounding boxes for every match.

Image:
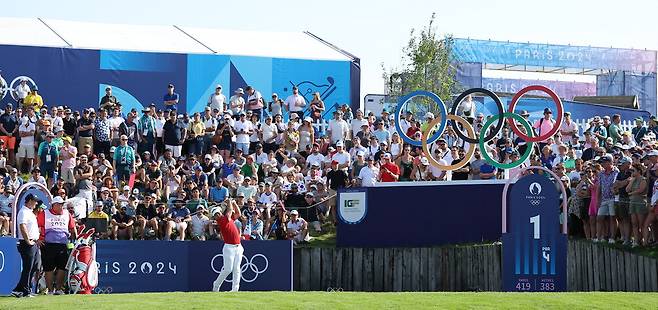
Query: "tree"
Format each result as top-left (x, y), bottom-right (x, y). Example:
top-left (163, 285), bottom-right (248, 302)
top-left (383, 13), bottom-right (458, 115)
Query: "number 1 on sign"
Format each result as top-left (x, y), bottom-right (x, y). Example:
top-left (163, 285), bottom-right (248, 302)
top-left (530, 215), bottom-right (540, 239)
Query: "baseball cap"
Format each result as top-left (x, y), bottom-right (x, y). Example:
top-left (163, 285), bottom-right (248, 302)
top-left (424, 112), bottom-right (434, 119)
top-left (52, 196), bottom-right (65, 204)
top-left (123, 185), bottom-right (131, 191)
top-left (290, 210), bottom-right (299, 215)
top-left (101, 187), bottom-right (110, 193)
top-left (382, 153), bottom-right (392, 159)
top-left (305, 192), bottom-right (314, 197)
top-left (196, 205), bottom-right (206, 211)
top-left (25, 193), bottom-right (41, 203)
top-left (543, 108), bottom-right (553, 114)
top-left (420, 157), bottom-right (429, 165)
top-left (235, 88), bottom-right (244, 94)
top-left (336, 141), bottom-right (344, 147)
top-left (356, 151), bottom-right (365, 157)
top-left (619, 156), bottom-right (632, 165)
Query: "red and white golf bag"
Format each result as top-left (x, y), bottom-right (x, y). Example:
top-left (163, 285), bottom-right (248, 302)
top-left (66, 226), bottom-right (99, 294)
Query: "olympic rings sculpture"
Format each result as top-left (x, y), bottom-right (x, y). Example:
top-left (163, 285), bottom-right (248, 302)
top-left (394, 85), bottom-right (563, 171)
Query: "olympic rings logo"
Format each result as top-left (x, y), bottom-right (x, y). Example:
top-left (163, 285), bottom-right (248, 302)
top-left (93, 286), bottom-right (114, 294)
top-left (0, 75), bottom-right (38, 101)
top-left (394, 85), bottom-right (564, 171)
top-left (210, 253), bottom-right (269, 283)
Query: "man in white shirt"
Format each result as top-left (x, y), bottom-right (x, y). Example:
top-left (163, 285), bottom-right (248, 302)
top-left (12, 193), bottom-right (42, 298)
top-left (260, 115), bottom-right (278, 153)
top-left (17, 118), bottom-right (35, 173)
top-left (331, 141), bottom-right (351, 170)
top-left (203, 107), bottom-right (218, 153)
top-left (350, 109), bottom-right (369, 139)
top-left (108, 107), bottom-right (125, 146)
top-left (14, 79), bottom-right (31, 104)
top-left (306, 143), bottom-right (325, 169)
top-left (560, 111), bottom-right (578, 145)
top-left (327, 111), bottom-right (349, 145)
top-left (233, 113), bottom-right (253, 155)
top-left (358, 157), bottom-right (379, 187)
top-left (284, 86), bottom-right (306, 120)
top-left (207, 85), bottom-right (226, 114)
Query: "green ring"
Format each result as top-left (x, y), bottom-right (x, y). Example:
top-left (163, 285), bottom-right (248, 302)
top-left (479, 112), bottom-right (534, 169)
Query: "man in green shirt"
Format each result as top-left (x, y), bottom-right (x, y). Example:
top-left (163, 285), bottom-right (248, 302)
top-left (608, 114), bottom-right (622, 144)
top-left (185, 187), bottom-right (208, 213)
top-left (113, 134), bottom-right (136, 183)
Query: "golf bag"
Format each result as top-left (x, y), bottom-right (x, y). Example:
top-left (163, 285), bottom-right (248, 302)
top-left (66, 225), bottom-right (98, 294)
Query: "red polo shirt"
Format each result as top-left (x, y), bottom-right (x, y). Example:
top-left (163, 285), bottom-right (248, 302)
top-left (217, 213), bottom-right (240, 245)
top-left (380, 162), bottom-right (400, 182)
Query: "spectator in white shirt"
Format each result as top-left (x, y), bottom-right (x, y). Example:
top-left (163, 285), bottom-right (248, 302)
top-left (14, 79), bottom-right (31, 104)
top-left (284, 86), bottom-right (306, 120)
top-left (350, 109), bottom-right (369, 139)
top-left (327, 110), bottom-right (349, 145)
top-left (208, 85), bottom-right (226, 114)
top-left (233, 113), bottom-right (253, 155)
top-left (358, 157), bottom-right (379, 187)
top-left (331, 141), bottom-right (351, 170)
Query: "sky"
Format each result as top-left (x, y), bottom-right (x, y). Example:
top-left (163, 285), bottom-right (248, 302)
top-left (3, 0), bottom-right (658, 100)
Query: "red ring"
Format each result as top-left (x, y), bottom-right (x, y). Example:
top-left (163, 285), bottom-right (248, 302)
top-left (507, 85), bottom-right (563, 142)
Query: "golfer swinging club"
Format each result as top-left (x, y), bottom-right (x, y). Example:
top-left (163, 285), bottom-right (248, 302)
top-left (212, 198), bottom-right (243, 292)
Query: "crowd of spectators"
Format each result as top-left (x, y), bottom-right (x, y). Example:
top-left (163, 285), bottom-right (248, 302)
top-left (0, 81), bottom-right (657, 248)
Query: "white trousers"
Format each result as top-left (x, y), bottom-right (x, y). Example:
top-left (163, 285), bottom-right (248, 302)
top-left (213, 243), bottom-right (244, 292)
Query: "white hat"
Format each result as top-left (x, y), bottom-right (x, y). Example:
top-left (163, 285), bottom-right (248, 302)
top-left (420, 157), bottom-right (429, 165)
top-left (290, 210), bottom-right (299, 215)
top-left (216, 84), bottom-right (222, 89)
top-left (123, 185), bottom-right (131, 191)
top-left (424, 112), bottom-right (434, 119)
top-left (52, 196), bottom-right (65, 204)
top-left (101, 187), bottom-right (110, 193)
top-left (205, 154), bottom-right (212, 159)
top-left (304, 117), bottom-right (313, 123)
top-left (235, 88), bottom-right (244, 94)
top-left (356, 151), bottom-right (365, 157)
top-left (290, 113), bottom-right (299, 119)
top-left (647, 150), bottom-right (658, 157)
top-left (335, 140), bottom-right (344, 147)
top-left (382, 153), bottom-right (392, 159)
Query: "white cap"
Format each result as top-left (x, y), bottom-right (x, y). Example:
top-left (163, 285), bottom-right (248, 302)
top-left (424, 112), bottom-right (434, 119)
top-left (356, 151), bottom-right (365, 157)
top-left (216, 84), bottom-right (222, 89)
top-left (304, 117), bottom-right (313, 123)
top-left (123, 185), bottom-right (131, 191)
top-left (420, 157), bottom-right (429, 165)
top-left (52, 196), bottom-right (65, 204)
top-left (101, 187), bottom-right (110, 193)
top-left (382, 153), bottom-right (392, 159)
top-left (290, 210), bottom-right (299, 215)
top-left (336, 140), bottom-right (344, 147)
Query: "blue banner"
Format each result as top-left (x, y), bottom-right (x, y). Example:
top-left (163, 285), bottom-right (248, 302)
top-left (95, 240), bottom-right (292, 293)
top-left (452, 38), bottom-right (657, 73)
top-left (0, 44), bottom-right (353, 119)
top-left (481, 78), bottom-right (596, 101)
top-left (0, 237), bottom-right (21, 295)
top-left (503, 174), bottom-right (567, 292)
top-left (336, 182), bottom-right (505, 247)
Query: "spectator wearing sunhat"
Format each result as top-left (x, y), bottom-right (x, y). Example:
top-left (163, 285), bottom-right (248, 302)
top-left (229, 88), bottom-right (245, 117)
top-left (137, 106), bottom-right (157, 155)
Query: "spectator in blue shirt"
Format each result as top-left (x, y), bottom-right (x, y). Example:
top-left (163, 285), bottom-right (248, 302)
top-left (209, 181), bottom-right (229, 203)
top-left (163, 83), bottom-right (179, 111)
top-left (164, 199), bottom-right (191, 241)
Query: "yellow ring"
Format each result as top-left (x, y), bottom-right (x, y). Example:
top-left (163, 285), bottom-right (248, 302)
top-left (422, 114), bottom-right (476, 171)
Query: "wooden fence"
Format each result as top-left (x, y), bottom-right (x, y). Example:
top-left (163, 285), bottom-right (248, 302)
top-left (293, 239), bottom-right (658, 292)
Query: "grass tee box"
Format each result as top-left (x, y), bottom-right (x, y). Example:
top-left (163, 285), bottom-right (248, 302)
top-left (1, 292), bottom-right (658, 309)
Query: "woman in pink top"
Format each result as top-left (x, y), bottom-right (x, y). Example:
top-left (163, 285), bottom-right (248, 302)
top-left (588, 164), bottom-right (603, 240)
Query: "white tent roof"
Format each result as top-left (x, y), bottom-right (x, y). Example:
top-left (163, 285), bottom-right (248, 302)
top-left (0, 18), bottom-right (353, 61)
top-left (178, 26), bottom-right (351, 61)
top-left (0, 17), bottom-right (67, 48)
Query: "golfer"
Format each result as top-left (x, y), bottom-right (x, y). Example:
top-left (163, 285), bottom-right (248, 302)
top-left (212, 198), bottom-right (244, 292)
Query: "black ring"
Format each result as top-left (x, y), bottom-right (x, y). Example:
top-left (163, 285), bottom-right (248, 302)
top-left (449, 88), bottom-right (505, 144)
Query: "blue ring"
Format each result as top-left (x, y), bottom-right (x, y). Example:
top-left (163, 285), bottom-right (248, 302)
top-left (394, 90), bottom-right (447, 146)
